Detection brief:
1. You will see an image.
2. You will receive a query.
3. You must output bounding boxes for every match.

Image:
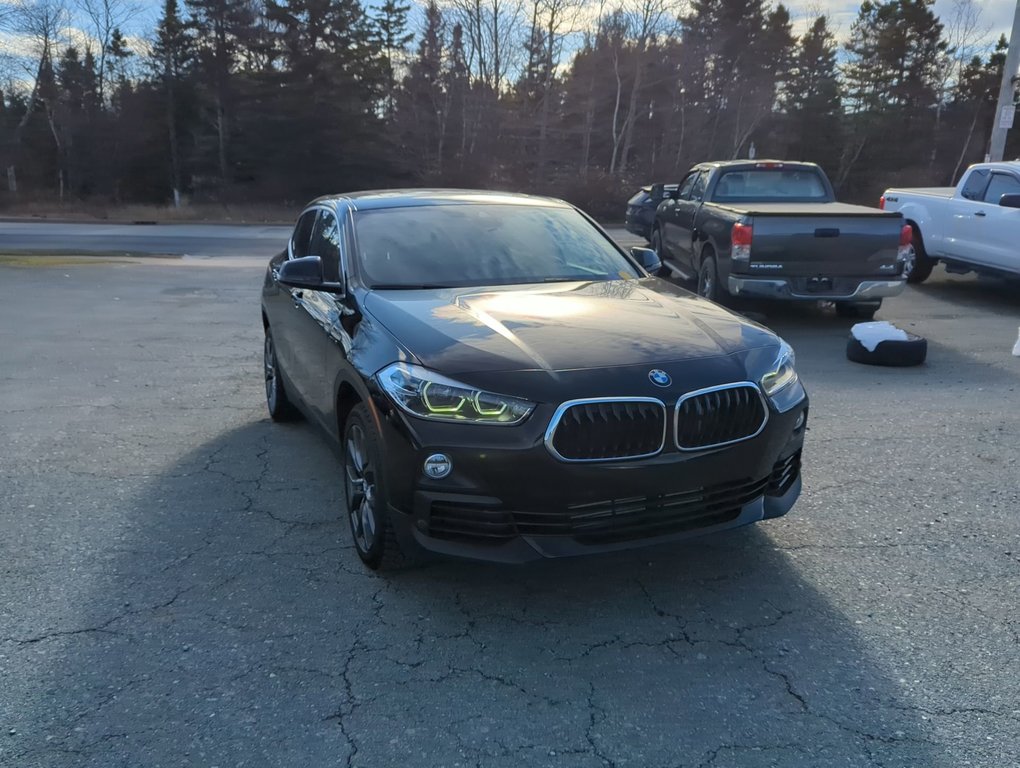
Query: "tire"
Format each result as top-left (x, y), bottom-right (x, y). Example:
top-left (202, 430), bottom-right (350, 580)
top-left (650, 227), bottom-right (666, 260)
top-left (846, 331), bottom-right (927, 367)
top-left (697, 252), bottom-right (721, 302)
top-left (343, 403), bottom-right (414, 571)
top-left (904, 226), bottom-right (935, 284)
top-left (649, 228), bottom-right (673, 278)
top-left (264, 327), bottom-right (299, 421)
top-left (835, 300), bottom-right (882, 320)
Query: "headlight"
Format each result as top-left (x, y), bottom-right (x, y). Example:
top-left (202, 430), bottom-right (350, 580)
top-left (377, 363), bottom-right (534, 425)
top-left (760, 341), bottom-right (799, 397)
top-left (759, 340), bottom-right (805, 414)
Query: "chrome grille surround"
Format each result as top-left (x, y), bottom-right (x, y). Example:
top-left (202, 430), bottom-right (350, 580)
top-left (673, 382), bottom-right (769, 451)
top-left (544, 397), bottom-right (667, 463)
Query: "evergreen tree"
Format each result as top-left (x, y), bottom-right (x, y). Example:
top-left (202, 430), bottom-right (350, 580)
top-left (185, 0), bottom-right (253, 182)
top-left (153, 0), bottom-right (196, 202)
top-left (843, 0), bottom-right (946, 114)
top-left (784, 16), bottom-right (842, 173)
top-left (243, 0), bottom-right (389, 196)
top-left (397, 0), bottom-right (446, 176)
top-left (375, 0), bottom-right (414, 117)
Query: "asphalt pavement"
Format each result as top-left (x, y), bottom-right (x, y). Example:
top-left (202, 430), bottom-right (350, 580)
top-left (0, 220), bottom-right (644, 259)
top-left (0, 221), bottom-right (293, 258)
top-left (1, 253), bottom-right (1018, 767)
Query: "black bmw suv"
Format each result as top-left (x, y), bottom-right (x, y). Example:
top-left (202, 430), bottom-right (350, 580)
top-left (261, 190), bottom-right (807, 570)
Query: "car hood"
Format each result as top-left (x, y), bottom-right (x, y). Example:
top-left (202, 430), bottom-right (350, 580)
top-left (363, 279), bottom-right (779, 375)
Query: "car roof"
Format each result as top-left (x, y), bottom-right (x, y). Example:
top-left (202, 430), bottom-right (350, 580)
top-left (309, 189), bottom-right (572, 211)
top-left (691, 160), bottom-right (822, 171)
top-left (970, 161), bottom-right (1020, 173)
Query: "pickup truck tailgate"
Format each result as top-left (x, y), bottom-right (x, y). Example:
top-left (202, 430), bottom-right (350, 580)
top-left (740, 203), bottom-right (903, 278)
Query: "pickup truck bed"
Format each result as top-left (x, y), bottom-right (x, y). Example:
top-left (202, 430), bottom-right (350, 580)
top-left (710, 202), bottom-right (901, 217)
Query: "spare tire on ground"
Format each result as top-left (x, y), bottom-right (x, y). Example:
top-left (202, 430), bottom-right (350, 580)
top-left (846, 321), bottom-right (927, 366)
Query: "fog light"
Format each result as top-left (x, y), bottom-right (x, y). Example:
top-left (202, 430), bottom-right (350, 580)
top-left (794, 411), bottom-right (806, 431)
top-left (423, 453), bottom-right (452, 479)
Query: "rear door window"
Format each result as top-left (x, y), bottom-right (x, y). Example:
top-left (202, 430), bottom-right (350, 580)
top-left (982, 173), bottom-right (1020, 205)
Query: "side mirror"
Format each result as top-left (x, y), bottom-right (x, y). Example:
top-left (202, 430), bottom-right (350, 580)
top-left (278, 256), bottom-right (344, 293)
top-left (999, 193), bottom-right (1020, 209)
top-left (631, 246), bottom-right (662, 274)
top-left (663, 187), bottom-right (679, 201)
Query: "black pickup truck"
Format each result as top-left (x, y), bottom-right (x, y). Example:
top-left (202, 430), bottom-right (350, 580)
top-left (651, 160), bottom-right (910, 318)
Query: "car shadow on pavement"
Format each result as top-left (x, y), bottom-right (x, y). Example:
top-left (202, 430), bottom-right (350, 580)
top-left (911, 273), bottom-right (1020, 315)
top-left (7, 418), bottom-right (944, 768)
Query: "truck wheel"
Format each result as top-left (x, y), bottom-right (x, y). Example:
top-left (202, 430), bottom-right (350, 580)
top-left (835, 301), bottom-right (882, 320)
top-left (649, 228), bottom-right (673, 278)
top-left (697, 254), bottom-right (720, 302)
top-left (904, 226), bottom-right (934, 284)
top-left (651, 228), bottom-right (665, 259)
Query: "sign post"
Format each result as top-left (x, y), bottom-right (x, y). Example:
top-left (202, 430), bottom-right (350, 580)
top-left (989, 0), bottom-right (1020, 161)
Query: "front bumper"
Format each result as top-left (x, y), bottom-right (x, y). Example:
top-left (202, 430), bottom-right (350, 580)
top-left (378, 394), bottom-right (808, 563)
top-left (727, 276), bottom-right (905, 301)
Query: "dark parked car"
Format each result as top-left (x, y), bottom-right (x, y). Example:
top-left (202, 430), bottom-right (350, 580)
top-left (261, 190), bottom-right (808, 570)
top-left (651, 161), bottom-right (910, 319)
top-left (624, 183), bottom-right (674, 240)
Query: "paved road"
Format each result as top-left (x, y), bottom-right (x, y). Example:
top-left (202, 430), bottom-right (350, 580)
top-left (0, 221), bottom-right (294, 258)
top-left (1, 257), bottom-right (1018, 767)
top-left (0, 221), bottom-right (645, 258)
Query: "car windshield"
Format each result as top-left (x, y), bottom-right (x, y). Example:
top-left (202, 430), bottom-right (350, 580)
top-left (353, 203), bottom-right (641, 288)
top-left (712, 168), bottom-right (828, 201)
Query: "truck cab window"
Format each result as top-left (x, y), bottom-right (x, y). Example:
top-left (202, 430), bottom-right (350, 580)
top-left (982, 174), bottom-right (1020, 205)
top-left (961, 169), bottom-right (991, 201)
top-left (690, 173), bottom-right (707, 202)
top-left (677, 173), bottom-right (698, 200)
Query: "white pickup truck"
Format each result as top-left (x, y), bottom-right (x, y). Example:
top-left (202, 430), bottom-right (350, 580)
top-left (881, 162), bottom-right (1020, 283)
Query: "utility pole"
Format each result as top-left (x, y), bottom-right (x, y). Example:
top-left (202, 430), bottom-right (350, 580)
top-left (989, 0), bottom-right (1020, 161)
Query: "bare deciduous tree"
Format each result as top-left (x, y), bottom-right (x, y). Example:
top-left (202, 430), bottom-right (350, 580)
top-left (76, 0), bottom-right (140, 105)
top-left (5, 0), bottom-right (71, 194)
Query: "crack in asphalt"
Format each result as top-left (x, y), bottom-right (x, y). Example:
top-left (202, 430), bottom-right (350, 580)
top-left (696, 743), bottom-right (809, 767)
top-left (583, 683), bottom-right (616, 768)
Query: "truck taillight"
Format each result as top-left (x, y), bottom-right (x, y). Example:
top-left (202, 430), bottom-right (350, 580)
top-left (732, 222), bottom-right (752, 263)
top-left (897, 224), bottom-right (913, 270)
top-left (879, 195), bottom-right (886, 210)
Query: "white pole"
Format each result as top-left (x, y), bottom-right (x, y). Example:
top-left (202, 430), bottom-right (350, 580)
top-left (989, 0), bottom-right (1020, 161)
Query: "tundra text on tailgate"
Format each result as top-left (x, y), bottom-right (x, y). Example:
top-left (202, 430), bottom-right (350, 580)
top-left (651, 161), bottom-right (910, 319)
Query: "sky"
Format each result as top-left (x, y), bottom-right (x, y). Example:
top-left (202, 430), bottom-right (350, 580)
top-left (11, 0), bottom-right (1012, 44)
top-left (1, 0), bottom-right (1016, 72)
top-left (784, 0), bottom-right (1016, 43)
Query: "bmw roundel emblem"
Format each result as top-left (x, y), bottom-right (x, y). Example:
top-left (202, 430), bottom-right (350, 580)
top-left (648, 369), bottom-right (671, 387)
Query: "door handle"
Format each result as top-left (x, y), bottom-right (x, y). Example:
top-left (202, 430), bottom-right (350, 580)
top-left (974, 211), bottom-right (987, 217)
top-left (292, 290), bottom-right (303, 306)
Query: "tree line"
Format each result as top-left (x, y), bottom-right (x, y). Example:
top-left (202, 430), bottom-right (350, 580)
top-left (0, 0), bottom-right (1016, 216)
